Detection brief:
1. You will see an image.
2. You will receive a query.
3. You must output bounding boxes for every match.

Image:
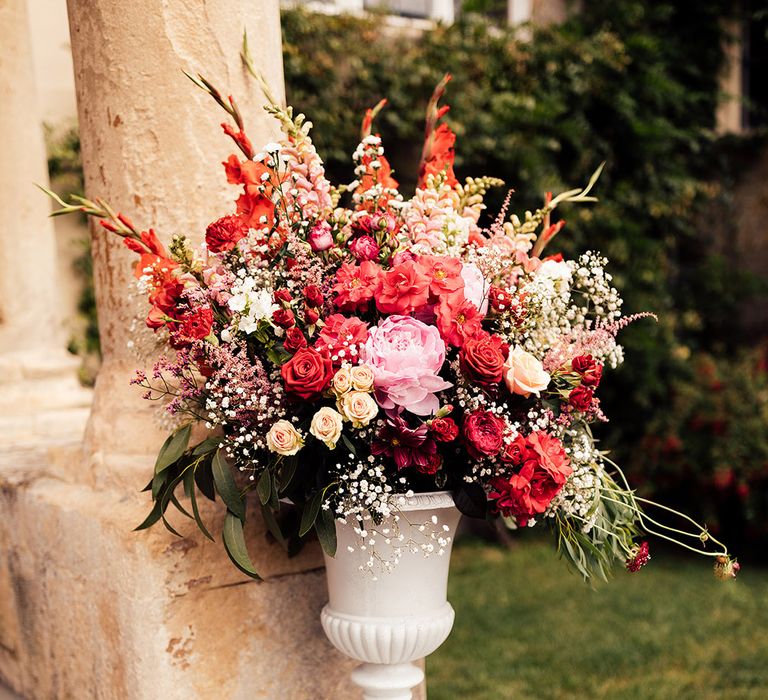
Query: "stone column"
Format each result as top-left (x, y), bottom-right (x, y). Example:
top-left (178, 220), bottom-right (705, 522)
top-left (0, 0), bottom-right (90, 441)
top-left (0, 2), bottom-right (359, 698)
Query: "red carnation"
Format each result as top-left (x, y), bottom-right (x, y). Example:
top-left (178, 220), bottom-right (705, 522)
top-left (284, 327), bottom-right (307, 354)
top-left (430, 416), bottom-right (459, 443)
top-left (572, 354), bottom-right (603, 387)
top-left (205, 215), bottom-right (249, 253)
top-left (459, 333), bottom-right (507, 386)
top-left (272, 308), bottom-right (296, 329)
top-left (178, 307), bottom-right (213, 340)
top-left (569, 385), bottom-right (594, 412)
top-left (489, 431), bottom-right (571, 526)
top-left (463, 410), bottom-right (505, 459)
top-left (280, 347), bottom-right (333, 399)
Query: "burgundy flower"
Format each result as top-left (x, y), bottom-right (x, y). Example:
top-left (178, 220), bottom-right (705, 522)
top-left (625, 541), bottom-right (651, 573)
top-left (463, 410), bottom-right (505, 459)
top-left (371, 417), bottom-right (438, 473)
top-left (430, 416), bottom-right (459, 443)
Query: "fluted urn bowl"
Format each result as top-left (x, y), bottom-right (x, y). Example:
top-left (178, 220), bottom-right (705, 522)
top-left (321, 491), bottom-right (462, 700)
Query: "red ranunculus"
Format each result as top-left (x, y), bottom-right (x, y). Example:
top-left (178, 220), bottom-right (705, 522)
top-left (459, 333), bottom-right (507, 386)
top-left (179, 307), bottom-right (213, 340)
top-left (435, 294), bottom-right (484, 348)
top-left (489, 430), bottom-right (571, 526)
top-left (572, 354), bottom-right (603, 387)
top-left (332, 261), bottom-right (381, 312)
top-left (463, 410), bottom-right (505, 459)
top-left (569, 385), bottom-right (594, 412)
top-left (430, 416), bottom-right (459, 443)
top-left (375, 260), bottom-right (431, 315)
top-left (280, 347), bottom-right (333, 399)
top-left (272, 308), bottom-right (295, 329)
top-left (284, 327), bottom-right (307, 354)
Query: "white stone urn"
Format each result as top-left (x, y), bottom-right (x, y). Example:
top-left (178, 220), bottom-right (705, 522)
top-left (320, 491), bottom-right (462, 700)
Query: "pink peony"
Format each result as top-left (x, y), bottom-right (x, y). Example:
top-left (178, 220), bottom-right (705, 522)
top-left (361, 315), bottom-right (452, 416)
top-left (349, 235), bottom-right (380, 261)
top-left (308, 220), bottom-right (334, 252)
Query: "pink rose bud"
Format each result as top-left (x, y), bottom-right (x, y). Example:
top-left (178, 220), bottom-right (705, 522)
top-left (349, 235), bottom-right (380, 261)
top-left (308, 221), bottom-right (334, 252)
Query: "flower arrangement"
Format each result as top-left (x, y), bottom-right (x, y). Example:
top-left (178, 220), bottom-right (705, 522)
top-left (45, 39), bottom-right (738, 582)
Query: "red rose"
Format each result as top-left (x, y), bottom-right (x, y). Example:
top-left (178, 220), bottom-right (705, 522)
top-left (569, 385), bottom-right (594, 412)
top-left (284, 327), bottom-right (307, 354)
top-left (463, 410), bottom-right (505, 459)
top-left (501, 434), bottom-right (537, 466)
top-left (459, 333), bottom-right (507, 386)
top-left (272, 308), bottom-right (296, 329)
top-left (281, 347), bottom-right (333, 399)
top-left (430, 416), bottom-right (459, 443)
top-left (489, 431), bottom-right (571, 526)
top-left (274, 289), bottom-right (292, 304)
top-left (572, 354), bottom-right (603, 387)
top-left (145, 306), bottom-right (167, 330)
top-left (205, 214), bottom-right (249, 253)
top-left (179, 306), bottom-right (213, 340)
top-left (304, 307), bottom-right (320, 325)
top-left (304, 284), bottom-right (324, 308)
top-left (375, 260), bottom-right (431, 315)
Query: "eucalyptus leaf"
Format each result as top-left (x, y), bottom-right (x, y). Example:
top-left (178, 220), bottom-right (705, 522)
top-left (278, 457), bottom-right (298, 493)
top-left (154, 423), bottom-right (192, 475)
top-left (212, 450), bottom-right (245, 520)
top-left (184, 470), bottom-right (214, 541)
top-left (194, 455), bottom-right (216, 501)
top-left (257, 469), bottom-right (272, 506)
top-left (191, 436), bottom-right (220, 456)
top-left (222, 512), bottom-right (261, 580)
top-left (299, 490), bottom-right (323, 537)
top-left (260, 503), bottom-right (286, 547)
top-left (315, 507), bottom-right (337, 557)
top-left (453, 482), bottom-right (488, 519)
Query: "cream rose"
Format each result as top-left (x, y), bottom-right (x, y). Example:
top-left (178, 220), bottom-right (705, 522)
top-left (339, 391), bottom-right (379, 428)
top-left (331, 366), bottom-right (352, 396)
top-left (266, 420), bottom-right (304, 456)
top-left (310, 407), bottom-right (344, 449)
top-left (503, 346), bottom-right (550, 397)
top-left (350, 364), bottom-right (375, 392)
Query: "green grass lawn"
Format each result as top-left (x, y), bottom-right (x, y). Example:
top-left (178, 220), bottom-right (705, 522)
top-left (428, 538), bottom-right (768, 700)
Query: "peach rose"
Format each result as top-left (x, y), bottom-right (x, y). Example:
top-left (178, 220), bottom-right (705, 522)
top-left (503, 346), bottom-right (550, 397)
top-left (350, 364), bottom-right (375, 392)
top-left (339, 391), bottom-right (379, 428)
top-left (310, 407), bottom-right (344, 449)
top-left (266, 420), bottom-right (304, 456)
top-left (331, 366), bottom-right (352, 396)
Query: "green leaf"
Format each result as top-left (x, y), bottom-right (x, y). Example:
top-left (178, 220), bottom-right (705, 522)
top-left (278, 457), bottom-right (298, 494)
top-left (257, 469), bottom-right (272, 506)
top-left (341, 434), bottom-right (357, 456)
top-left (315, 507), bottom-right (337, 557)
top-left (135, 496), bottom-right (164, 531)
top-left (299, 490), bottom-right (323, 537)
top-left (212, 449), bottom-right (245, 520)
top-left (191, 436), bottom-right (220, 456)
top-left (261, 504), bottom-right (287, 547)
top-left (184, 470), bottom-right (214, 541)
top-left (169, 492), bottom-right (193, 520)
top-left (194, 455), bottom-right (216, 501)
top-left (222, 512), bottom-right (261, 580)
top-left (154, 424), bottom-right (192, 475)
top-left (453, 482), bottom-right (488, 519)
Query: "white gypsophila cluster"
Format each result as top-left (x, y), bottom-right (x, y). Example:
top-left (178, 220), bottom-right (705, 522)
top-left (226, 272), bottom-right (277, 335)
top-left (513, 270), bottom-right (573, 355)
top-left (567, 251), bottom-right (623, 326)
top-left (544, 424), bottom-right (602, 532)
